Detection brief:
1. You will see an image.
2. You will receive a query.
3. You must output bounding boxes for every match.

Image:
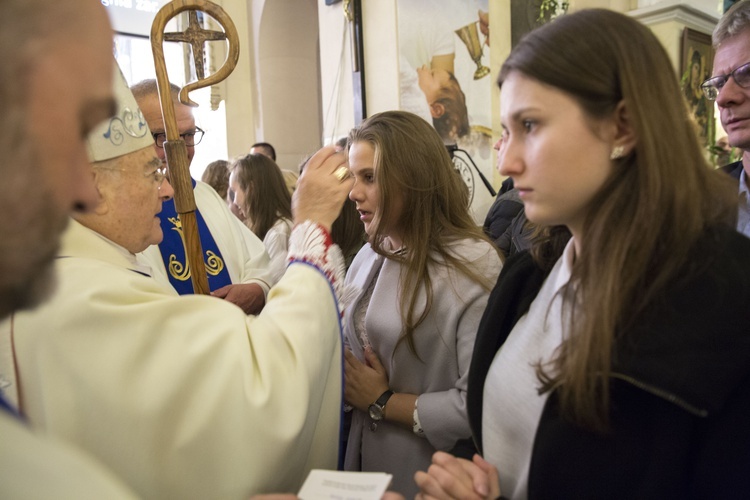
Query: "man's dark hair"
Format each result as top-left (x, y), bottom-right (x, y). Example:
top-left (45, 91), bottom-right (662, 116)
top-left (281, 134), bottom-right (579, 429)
top-left (251, 142), bottom-right (276, 161)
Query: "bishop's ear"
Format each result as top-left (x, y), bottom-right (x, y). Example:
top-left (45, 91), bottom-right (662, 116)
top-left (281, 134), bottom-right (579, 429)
top-left (89, 168), bottom-right (112, 215)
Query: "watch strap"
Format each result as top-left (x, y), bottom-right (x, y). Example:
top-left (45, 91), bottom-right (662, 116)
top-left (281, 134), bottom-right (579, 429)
top-left (374, 389), bottom-right (394, 410)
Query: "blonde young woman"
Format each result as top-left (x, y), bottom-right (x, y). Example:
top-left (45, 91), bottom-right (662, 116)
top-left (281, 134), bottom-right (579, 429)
top-left (415, 9), bottom-right (750, 500)
top-left (229, 154), bottom-right (293, 284)
top-left (342, 111), bottom-right (502, 497)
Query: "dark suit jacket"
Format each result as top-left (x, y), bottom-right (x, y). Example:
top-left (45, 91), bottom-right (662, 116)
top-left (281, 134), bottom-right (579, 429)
top-left (722, 160), bottom-right (744, 181)
top-left (482, 189), bottom-right (524, 249)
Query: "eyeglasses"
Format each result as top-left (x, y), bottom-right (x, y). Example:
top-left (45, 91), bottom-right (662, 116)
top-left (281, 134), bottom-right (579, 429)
top-left (701, 61), bottom-right (750, 100)
top-left (148, 167), bottom-right (168, 185)
top-left (95, 165), bottom-right (168, 188)
top-left (152, 127), bottom-right (205, 148)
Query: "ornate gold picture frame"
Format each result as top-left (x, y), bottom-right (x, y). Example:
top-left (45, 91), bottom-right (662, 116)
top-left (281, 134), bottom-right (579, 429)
top-left (681, 28), bottom-right (714, 146)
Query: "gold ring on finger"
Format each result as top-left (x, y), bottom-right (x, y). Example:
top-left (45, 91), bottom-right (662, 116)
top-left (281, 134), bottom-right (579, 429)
top-left (333, 165), bottom-right (350, 182)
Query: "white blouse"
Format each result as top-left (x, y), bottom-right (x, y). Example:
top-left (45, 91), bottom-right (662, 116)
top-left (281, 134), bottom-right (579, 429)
top-left (482, 238), bottom-right (576, 500)
top-left (263, 217), bottom-right (293, 285)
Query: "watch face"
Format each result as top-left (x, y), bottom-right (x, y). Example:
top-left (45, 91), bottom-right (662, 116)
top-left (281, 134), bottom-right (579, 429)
top-left (368, 404), bottom-right (384, 421)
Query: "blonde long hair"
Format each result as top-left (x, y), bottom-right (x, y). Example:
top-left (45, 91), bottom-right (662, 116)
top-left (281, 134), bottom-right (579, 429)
top-left (348, 111), bottom-right (498, 357)
top-left (499, 9), bottom-right (737, 430)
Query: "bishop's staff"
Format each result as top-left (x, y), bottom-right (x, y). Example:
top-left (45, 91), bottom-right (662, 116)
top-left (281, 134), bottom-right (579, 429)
top-left (150, 0), bottom-right (240, 294)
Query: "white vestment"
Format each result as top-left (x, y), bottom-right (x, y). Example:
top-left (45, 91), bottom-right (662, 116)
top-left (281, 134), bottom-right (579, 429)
top-left (2, 220), bottom-right (343, 499)
top-left (137, 180), bottom-right (275, 293)
top-left (0, 410), bottom-right (139, 499)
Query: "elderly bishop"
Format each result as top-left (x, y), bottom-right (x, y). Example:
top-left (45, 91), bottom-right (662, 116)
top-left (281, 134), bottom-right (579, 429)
top-left (0, 63), bottom-right (352, 499)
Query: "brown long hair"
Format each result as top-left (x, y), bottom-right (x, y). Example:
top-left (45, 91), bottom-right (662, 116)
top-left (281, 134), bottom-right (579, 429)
top-left (348, 111), bottom-right (498, 357)
top-left (230, 154), bottom-right (292, 240)
top-left (499, 9), bottom-right (736, 430)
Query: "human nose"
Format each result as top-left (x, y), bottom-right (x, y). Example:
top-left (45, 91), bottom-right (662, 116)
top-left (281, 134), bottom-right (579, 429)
top-left (159, 176), bottom-right (175, 201)
top-left (348, 178), bottom-right (361, 202)
top-left (498, 137), bottom-right (522, 177)
top-left (716, 75), bottom-right (746, 108)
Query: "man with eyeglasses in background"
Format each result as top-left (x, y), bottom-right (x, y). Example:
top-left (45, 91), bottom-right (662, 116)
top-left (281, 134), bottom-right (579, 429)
top-left (131, 80), bottom-right (274, 313)
top-left (706, 0), bottom-right (750, 238)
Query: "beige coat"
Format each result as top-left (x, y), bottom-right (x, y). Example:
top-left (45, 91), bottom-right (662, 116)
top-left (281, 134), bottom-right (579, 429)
top-left (343, 239), bottom-right (501, 497)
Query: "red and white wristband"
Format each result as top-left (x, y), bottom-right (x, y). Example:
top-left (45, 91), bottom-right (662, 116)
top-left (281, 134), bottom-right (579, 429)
top-left (288, 221), bottom-right (351, 308)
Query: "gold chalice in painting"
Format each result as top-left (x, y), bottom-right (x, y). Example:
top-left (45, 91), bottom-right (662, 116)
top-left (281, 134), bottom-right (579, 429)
top-left (455, 21), bottom-right (490, 80)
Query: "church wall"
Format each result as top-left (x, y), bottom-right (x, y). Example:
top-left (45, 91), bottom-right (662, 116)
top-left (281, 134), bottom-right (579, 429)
top-left (221, 0), bottom-right (256, 163)
top-left (255, 0), bottom-right (323, 170)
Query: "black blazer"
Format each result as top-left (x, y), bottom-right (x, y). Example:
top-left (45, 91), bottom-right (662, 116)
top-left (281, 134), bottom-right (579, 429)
top-left (468, 227), bottom-right (750, 499)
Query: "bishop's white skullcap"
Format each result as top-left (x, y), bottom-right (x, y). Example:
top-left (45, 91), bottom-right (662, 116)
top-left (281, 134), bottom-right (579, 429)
top-left (86, 62), bottom-right (153, 162)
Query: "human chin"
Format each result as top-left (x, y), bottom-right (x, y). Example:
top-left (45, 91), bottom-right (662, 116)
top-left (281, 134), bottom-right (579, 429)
top-left (363, 221), bottom-right (374, 239)
top-left (725, 126), bottom-right (750, 151)
top-left (2, 250), bottom-right (59, 315)
top-left (521, 200), bottom-right (552, 227)
top-left (150, 222), bottom-right (164, 246)
top-left (13, 207), bottom-right (68, 310)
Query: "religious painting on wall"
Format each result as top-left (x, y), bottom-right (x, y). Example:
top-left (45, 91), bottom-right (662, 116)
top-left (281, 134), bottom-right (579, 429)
top-left (396, 0), bottom-right (495, 224)
top-left (681, 28), bottom-right (714, 147)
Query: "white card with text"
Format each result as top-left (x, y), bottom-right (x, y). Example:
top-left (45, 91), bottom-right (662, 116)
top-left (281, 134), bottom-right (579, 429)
top-left (298, 469), bottom-right (393, 500)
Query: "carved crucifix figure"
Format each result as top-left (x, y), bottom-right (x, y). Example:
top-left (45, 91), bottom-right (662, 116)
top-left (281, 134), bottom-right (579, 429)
top-left (164, 10), bottom-right (226, 80)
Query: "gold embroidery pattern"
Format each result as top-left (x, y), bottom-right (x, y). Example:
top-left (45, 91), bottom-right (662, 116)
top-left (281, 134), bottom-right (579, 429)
top-left (167, 216), bottom-right (225, 281)
top-left (205, 251), bottom-right (224, 276)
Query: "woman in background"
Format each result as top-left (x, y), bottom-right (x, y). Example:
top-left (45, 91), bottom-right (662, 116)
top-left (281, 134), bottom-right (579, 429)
top-left (415, 9), bottom-right (750, 499)
top-left (201, 159), bottom-right (230, 201)
top-left (342, 110), bottom-right (502, 497)
top-left (229, 154), bottom-right (293, 284)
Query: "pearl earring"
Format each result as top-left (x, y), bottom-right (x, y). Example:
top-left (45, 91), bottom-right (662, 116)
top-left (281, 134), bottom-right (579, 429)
top-left (610, 146), bottom-right (625, 160)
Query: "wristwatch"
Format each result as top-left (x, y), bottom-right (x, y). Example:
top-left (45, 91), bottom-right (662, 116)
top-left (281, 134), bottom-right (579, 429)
top-left (368, 390), bottom-right (394, 421)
